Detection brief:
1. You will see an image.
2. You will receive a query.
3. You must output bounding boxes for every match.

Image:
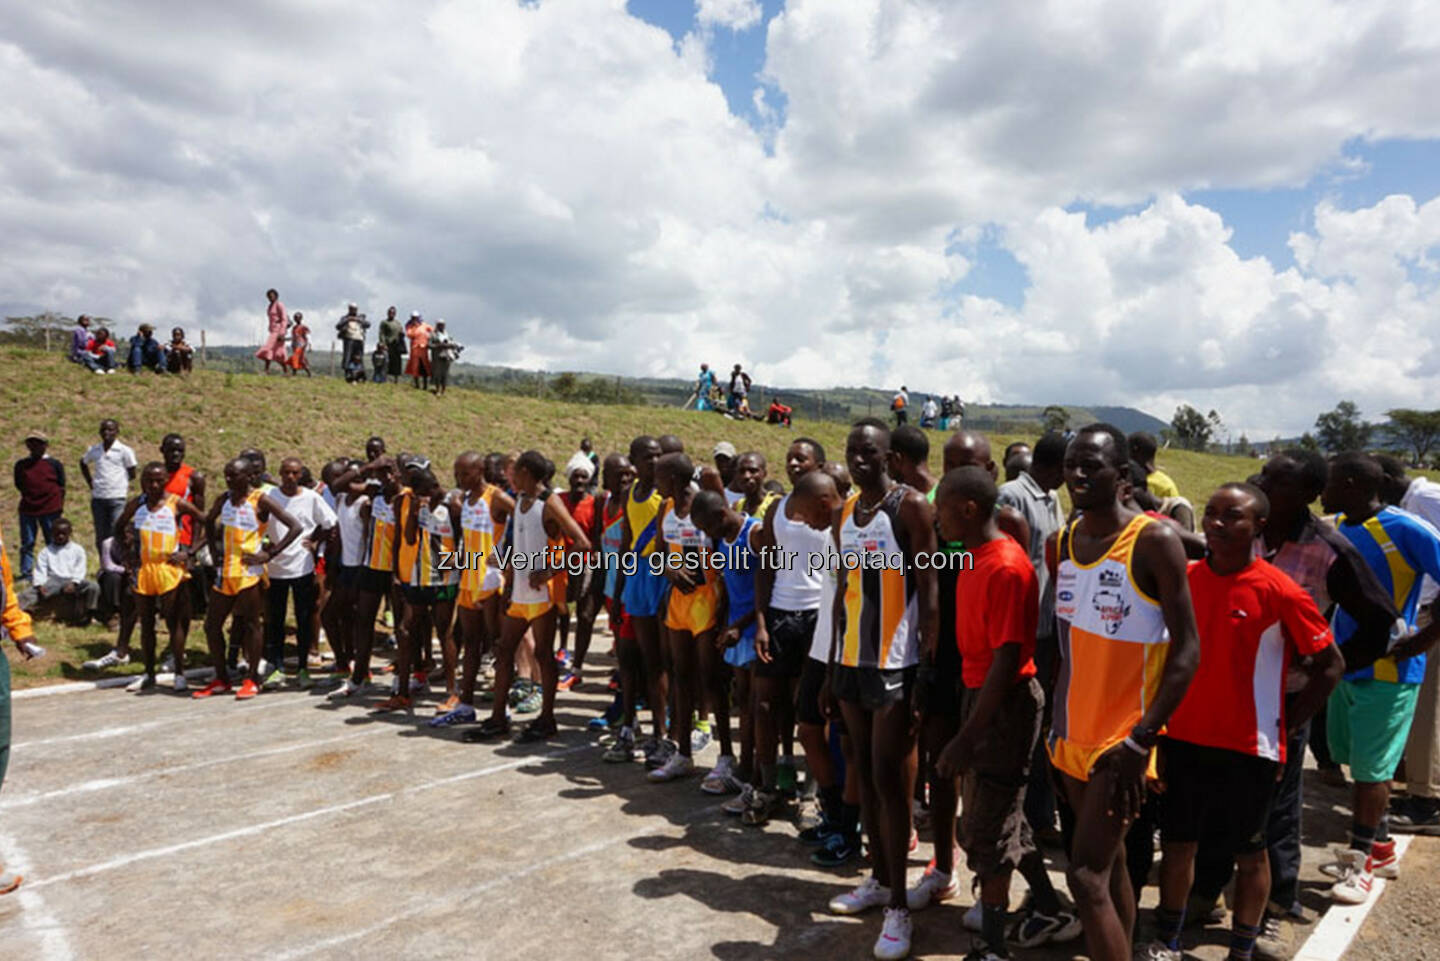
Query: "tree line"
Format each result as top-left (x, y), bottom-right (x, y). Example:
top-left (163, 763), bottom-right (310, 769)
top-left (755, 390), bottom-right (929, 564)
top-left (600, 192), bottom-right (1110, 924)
top-left (1165, 400), bottom-right (1440, 466)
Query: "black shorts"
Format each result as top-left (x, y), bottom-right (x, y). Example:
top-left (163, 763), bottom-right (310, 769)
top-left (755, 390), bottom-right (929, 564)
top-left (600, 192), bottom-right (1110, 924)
top-left (1159, 738), bottom-right (1279, 855)
top-left (403, 584), bottom-right (457, 606)
top-left (756, 607), bottom-right (815, 679)
top-left (336, 565), bottom-right (362, 590)
top-left (358, 567), bottom-right (393, 595)
top-left (795, 657), bottom-right (846, 734)
top-left (959, 678), bottom-right (1042, 879)
top-left (833, 663), bottom-right (916, 712)
top-left (919, 636), bottom-right (963, 718)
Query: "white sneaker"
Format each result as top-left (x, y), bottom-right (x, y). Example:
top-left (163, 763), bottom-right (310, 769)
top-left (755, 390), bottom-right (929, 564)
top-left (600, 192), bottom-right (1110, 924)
top-left (329, 679), bottom-right (362, 700)
top-left (161, 654), bottom-right (176, 674)
top-left (173, 673), bottom-right (188, 693)
top-left (1330, 848), bottom-right (1375, 904)
top-left (1135, 941), bottom-right (1182, 961)
top-left (126, 674), bottom-right (155, 693)
top-left (648, 753), bottom-right (696, 783)
top-left (905, 865), bottom-right (957, 911)
top-left (963, 900), bottom-right (983, 932)
top-left (723, 783), bottom-right (755, 815)
top-left (873, 906), bottom-right (911, 960)
top-left (701, 755), bottom-right (742, 795)
top-left (84, 650), bottom-right (129, 670)
top-left (829, 877), bottom-right (890, 915)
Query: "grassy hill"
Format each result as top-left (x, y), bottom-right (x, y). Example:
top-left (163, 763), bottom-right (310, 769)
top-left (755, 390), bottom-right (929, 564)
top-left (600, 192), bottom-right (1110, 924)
top-left (0, 347), bottom-right (1260, 687)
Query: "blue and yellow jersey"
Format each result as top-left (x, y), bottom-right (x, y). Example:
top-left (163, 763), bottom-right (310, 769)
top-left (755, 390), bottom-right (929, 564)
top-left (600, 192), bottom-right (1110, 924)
top-left (1334, 506), bottom-right (1440, 684)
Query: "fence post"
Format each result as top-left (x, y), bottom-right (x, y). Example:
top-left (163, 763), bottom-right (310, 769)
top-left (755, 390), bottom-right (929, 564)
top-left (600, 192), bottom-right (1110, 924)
top-left (201, 330), bottom-right (208, 366)
top-left (329, 342), bottom-right (336, 378)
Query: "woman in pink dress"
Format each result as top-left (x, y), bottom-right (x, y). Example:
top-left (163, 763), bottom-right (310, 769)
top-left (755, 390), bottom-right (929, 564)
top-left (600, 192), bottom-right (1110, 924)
top-left (404, 311), bottom-right (433, 390)
top-left (256, 288), bottom-right (288, 372)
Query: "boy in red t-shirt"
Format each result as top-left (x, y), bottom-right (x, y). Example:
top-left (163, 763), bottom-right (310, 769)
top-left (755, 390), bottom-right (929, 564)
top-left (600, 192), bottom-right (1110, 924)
top-left (1139, 483), bottom-right (1343, 961)
top-left (934, 465), bottom-right (1074, 958)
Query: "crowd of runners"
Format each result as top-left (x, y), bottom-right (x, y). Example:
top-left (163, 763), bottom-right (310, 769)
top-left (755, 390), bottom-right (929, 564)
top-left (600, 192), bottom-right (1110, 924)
top-left (3, 417), bottom-right (1440, 961)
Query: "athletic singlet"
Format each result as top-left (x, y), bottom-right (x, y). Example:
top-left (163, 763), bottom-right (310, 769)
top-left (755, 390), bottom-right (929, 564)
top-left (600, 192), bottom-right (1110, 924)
top-left (509, 494), bottom-right (552, 606)
top-left (458, 488), bottom-right (497, 608)
top-left (601, 496), bottom-right (626, 600)
top-left (1049, 513), bottom-right (1169, 781)
top-left (133, 494), bottom-right (189, 596)
top-left (336, 494), bottom-right (367, 567)
top-left (726, 488), bottom-right (780, 519)
top-left (363, 490), bottom-right (402, 572)
top-left (396, 491), bottom-right (421, 585)
top-left (216, 489), bottom-right (265, 595)
top-left (773, 492), bottom-right (831, 611)
top-left (838, 487), bottom-right (918, 670)
top-left (403, 496), bottom-right (457, 588)
top-left (625, 483), bottom-right (664, 559)
top-left (163, 463), bottom-right (197, 546)
top-left (661, 496), bottom-right (719, 632)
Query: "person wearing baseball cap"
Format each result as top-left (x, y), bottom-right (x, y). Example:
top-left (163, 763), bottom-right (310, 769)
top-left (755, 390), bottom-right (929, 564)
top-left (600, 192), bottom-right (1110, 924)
top-left (712, 442), bottom-right (738, 488)
top-left (14, 431), bottom-right (65, 580)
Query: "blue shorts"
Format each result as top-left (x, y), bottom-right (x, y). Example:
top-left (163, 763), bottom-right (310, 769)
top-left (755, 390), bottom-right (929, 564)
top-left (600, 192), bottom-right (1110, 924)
top-left (724, 622), bottom-right (758, 669)
top-left (621, 562), bottom-right (666, 618)
top-left (1327, 679), bottom-right (1421, 784)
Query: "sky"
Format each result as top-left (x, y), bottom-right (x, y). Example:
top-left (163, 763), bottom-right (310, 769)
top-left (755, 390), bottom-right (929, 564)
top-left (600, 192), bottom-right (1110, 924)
top-left (3, 0), bottom-right (1439, 438)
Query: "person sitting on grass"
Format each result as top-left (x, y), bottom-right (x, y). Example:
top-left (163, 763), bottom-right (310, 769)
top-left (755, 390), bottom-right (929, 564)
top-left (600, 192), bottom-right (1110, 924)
top-left (83, 326), bottom-right (117, 374)
top-left (164, 327), bottom-right (194, 374)
top-left (766, 396), bottom-right (793, 427)
top-left (126, 324), bottom-right (164, 374)
top-left (17, 518), bottom-right (99, 626)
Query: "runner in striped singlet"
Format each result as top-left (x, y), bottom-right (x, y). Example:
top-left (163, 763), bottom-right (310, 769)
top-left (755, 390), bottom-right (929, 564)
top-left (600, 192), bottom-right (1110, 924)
top-left (1048, 425), bottom-right (1198, 961)
top-left (824, 420), bottom-right (938, 961)
top-left (431, 452), bottom-right (515, 727)
top-left (161, 433), bottom-right (206, 623)
top-left (115, 463), bottom-right (208, 693)
top-left (331, 456), bottom-right (405, 699)
top-left (193, 458), bottom-right (301, 701)
top-left (468, 451), bottom-right (590, 743)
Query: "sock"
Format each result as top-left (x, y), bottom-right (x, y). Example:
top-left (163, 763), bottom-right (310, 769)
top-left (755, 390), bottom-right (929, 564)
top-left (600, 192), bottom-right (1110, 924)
top-left (819, 785), bottom-right (843, 825)
top-left (1376, 813), bottom-right (1391, 843)
top-left (1228, 920), bottom-right (1260, 960)
top-left (981, 903), bottom-right (1010, 956)
top-left (1156, 906), bottom-right (1186, 950)
top-left (1350, 821), bottom-right (1377, 856)
top-left (841, 802), bottom-right (862, 838)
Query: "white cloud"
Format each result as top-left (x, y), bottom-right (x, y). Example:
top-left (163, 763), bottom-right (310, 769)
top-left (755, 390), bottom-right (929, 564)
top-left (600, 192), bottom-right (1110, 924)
top-left (697, 0), bottom-right (763, 31)
top-left (1, 0), bottom-right (1439, 436)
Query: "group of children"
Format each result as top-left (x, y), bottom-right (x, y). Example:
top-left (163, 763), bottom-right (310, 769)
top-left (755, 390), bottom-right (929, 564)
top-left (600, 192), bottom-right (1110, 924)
top-left (15, 418), bottom-right (1440, 961)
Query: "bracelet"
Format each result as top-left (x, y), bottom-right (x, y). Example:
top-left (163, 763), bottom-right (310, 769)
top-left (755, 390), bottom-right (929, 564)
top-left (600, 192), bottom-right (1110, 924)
top-left (1122, 736), bottom-right (1149, 756)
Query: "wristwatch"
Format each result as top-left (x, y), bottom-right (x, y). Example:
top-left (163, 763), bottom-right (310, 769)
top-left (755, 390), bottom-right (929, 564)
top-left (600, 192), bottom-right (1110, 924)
top-left (1129, 724), bottom-right (1159, 751)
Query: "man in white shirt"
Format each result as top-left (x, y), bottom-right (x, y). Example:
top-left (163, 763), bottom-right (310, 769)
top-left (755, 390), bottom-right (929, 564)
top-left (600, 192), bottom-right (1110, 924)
top-left (1379, 456), bottom-right (1440, 831)
top-left (79, 419), bottom-right (137, 552)
top-left (262, 457), bottom-right (337, 688)
top-left (18, 518), bottom-right (98, 625)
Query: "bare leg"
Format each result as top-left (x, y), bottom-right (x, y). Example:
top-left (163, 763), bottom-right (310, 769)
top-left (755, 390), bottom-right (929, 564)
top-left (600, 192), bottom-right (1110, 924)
top-left (633, 615), bottom-right (668, 741)
top-left (1062, 772), bottom-right (1137, 961)
top-left (669, 628), bottom-right (698, 757)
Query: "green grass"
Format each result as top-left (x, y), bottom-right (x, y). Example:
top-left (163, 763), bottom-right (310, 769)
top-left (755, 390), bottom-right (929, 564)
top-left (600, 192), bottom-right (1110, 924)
top-left (0, 347), bottom-right (1283, 687)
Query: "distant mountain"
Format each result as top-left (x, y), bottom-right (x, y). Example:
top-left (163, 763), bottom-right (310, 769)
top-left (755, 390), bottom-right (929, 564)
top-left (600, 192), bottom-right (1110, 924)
top-left (198, 345), bottom-right (1169, 434)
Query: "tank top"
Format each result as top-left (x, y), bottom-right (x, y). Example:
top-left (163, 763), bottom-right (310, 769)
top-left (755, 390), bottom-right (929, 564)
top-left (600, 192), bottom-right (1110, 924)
top-left (727, 488), bottom-right (780, 519)
top-left (163, 463), bottom-right (197, 546)
top-left (838, 486), bottom-right (918, 669)
top-left (809, 540), bottom-right (841, 662)
top-left (772, 493), bottom-right (831, 612)
top-left (600, 495), bottom-right (627, 599)
top-left (1049, 513), bottom-right (1169, 779)
top-left (336, 494), bottom-right (367, 567)
top-left (133, 494), bottom-right (189, 596)
top-left (363, 491), bottom-right (401, 572)
top-left (216, 489), bottom-right (265, 595)
top-left (510, 494), bottom-right (551, 605)
top-left (625, 483), bottom-right (664, 558)
top-left (403, 496), bottom-right (457, 587)
top-left (459, 488), bottom-right (496, 603)
top-left (661, 497), bottom-right (712, 575)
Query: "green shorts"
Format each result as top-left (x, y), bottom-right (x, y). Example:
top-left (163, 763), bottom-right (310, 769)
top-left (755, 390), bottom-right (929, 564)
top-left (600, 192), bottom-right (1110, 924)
top-left (1327, 678), bottom-right (1421, 784)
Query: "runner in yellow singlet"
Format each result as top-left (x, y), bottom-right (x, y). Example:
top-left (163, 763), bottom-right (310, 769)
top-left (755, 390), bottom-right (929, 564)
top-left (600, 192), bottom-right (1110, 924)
top-left (115, 462), bottom-right (209, 693)
top-left (193, 458), bottom-right (300, 701)
top-left (619, 435), bottom-right (669, 760)
top-left (1048, 424), bottom-right (1199, 961)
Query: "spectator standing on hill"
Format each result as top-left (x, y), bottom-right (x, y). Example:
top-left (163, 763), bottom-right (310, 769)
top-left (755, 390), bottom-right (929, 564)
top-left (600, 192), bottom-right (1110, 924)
top-left (126, 324), bottom-right (163, 374)
top-left (80, 419), bottom-right (137, 553)
top-left (891, 385), bottom-right (909, 426)
top-left (695, 363), bottom-right (716, 411)
top-left (728, 364), bottom-right (751, 414)
top-left (14, 430), bottom-right (66, 580)
top-left (378, 306), bottom-right (405, 384)
top-left (336, 302), bottom-right (368, 383)
top-left (286, 313), bottom-right (311, 376)
top-left (257, 289), bottom-right (289, 373)
top-left (164, 327), bottom-right (193, 374)
top-left (69, 314), bottom-right (91, 364)
top-left (18, 518), bottom-right (98, 625)
top-left (429, 320), bottom-right (460, 395)
top-left (920, 395), bottom-right (938, 428)
top-left (405, 311), bottom-right (433, 390)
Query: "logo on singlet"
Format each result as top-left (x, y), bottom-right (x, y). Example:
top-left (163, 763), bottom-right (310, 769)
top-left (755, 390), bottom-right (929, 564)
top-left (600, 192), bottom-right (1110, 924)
top-left (1092, 589), bottom-right (1131, 635)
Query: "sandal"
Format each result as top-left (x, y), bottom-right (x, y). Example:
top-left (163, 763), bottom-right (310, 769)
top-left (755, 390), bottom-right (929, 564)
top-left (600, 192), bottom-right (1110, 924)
top-left (514, 719), bottom-right (558, 743)
top-left (461, 717), bottom-right (511, 742)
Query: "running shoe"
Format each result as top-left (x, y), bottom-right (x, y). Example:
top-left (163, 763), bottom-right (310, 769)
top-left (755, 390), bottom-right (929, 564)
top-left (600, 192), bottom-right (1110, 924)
top-left (1254, 913), bottom-right (1296, 961)
top-left (1321, 842), bottom-right (1398, 880)
top-left (724, 783), bottom-right (756, 816)
top-left (908, 827), bottom-right (918, 853)
top-left (602, 726), bottom-right (643, 763)
top-left (588, 693), bottom-right (624, 730)
top-left (234, 678), bottom-right (260, 700)
top-left (555, 649), bottom-right (572, 668)
top-left (874, 906), bottom-right (911, 960)
top-left (647, 752), bottom-right (695, 783)
top-left (645, 737), bottom-right (677, 770)
top-left (430, 703), bottom-right (478, 728)
top-left (1011, 907), bottom-right (1083, 947)
top-left (262, 669), bottom-right (284, 691)
top-left (1134, 941), bottom-right (1181, 961)
top-left (828, 877), bottom-right (889, 915)
top-left (515, 686), bottom-right (543, 714)
top-left (127, 674), bottom-right (157, 694)
top-left (700, 755), bottom-right (743, 795)
top-left (161, 653), bottom-right (176, 674)
top-left (173, 673), bottom-right (188, 693)
top-left (961, 948), bottom-right (1004, 961)
top-left (328, 679), bottom-right (363, 699)
top-left (508, 680), bottom-right (532, 708)
top-left (798, 815), bottom-right (837, 845)
top-left (557, 670), bottom-right (578, 691)
top-left (1392, 797), bottom-right (1440, 835)
top-left (1330, 849), bottom-right (1376, 904)
top-left (191, 679), bottom-right (232, 699)
top-left (411, 672), bottom-right (429, 696)
top-left (371, 695), bottom-right (411, 713)
top-left (905, 864), bottom-right (957, 911)
top-left (83, 649), bottom-right (129, 670)
top-left (296, 670), bottom-right (315, 690)
top-left (811, 831), bottom-right (860, 868)
top-left (691, 721), bottom-right (712, 755)
top-left (742, 790), bottom-right (777, 826)
top-left (435, 694), bottom-right (461, 714)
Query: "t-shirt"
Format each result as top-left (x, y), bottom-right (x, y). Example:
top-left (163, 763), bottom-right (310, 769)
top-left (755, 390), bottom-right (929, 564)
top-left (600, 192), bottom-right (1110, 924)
top-left (1146, 469), bottom-right (1180, 500)
top-left (1334, 506), bottom-right (1440, 684)
top-left (1170, 559), bottom-right (1332, 761)
top-left (996, 471), bottom-right (1062, 635)
top-left (14, 455), bottom-right (66, 515)
top-left (336, 493), bottom-right (369, 568)
top-left (1401, 478), bottom-right (1440, 604)
top-left (82, 441), bottom-right (137, 499)
top-left (560, 492), bottom-right (595, 540)
top-left (266, 487), bottom-right (337, 579)
top-left (955, 536), bottom-right (1038, 689)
